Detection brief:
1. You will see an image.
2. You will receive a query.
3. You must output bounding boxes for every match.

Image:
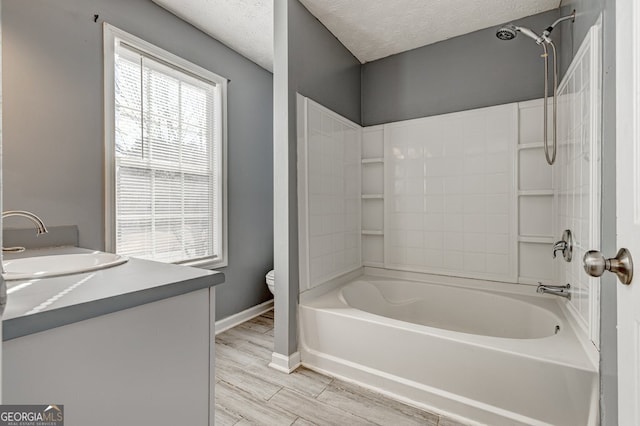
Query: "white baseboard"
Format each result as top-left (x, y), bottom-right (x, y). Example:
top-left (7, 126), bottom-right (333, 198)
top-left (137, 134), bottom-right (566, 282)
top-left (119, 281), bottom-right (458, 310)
top-left (269, 351), bottom-right (301, 374)
top-left (215, 299), bottom-right (273, 335)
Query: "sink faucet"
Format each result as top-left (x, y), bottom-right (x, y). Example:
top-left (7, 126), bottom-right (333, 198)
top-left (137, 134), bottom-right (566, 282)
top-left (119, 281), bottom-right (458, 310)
top-left (2, 210), bottom-right (48, 253)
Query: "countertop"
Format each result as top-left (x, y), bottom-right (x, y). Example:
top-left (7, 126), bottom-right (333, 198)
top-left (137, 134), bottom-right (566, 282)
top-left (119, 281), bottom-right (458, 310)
top-left (2, 246), bottom-right (225, 340)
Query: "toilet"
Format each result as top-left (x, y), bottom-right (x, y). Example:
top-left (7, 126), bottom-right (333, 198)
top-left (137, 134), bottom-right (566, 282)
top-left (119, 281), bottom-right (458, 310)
top-left (265, 270), bottom-right (275, 295)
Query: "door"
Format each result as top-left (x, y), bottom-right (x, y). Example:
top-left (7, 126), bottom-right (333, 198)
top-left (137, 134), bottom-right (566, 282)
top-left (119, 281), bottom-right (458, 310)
top-left (616, 0), bottom-right (640, 423)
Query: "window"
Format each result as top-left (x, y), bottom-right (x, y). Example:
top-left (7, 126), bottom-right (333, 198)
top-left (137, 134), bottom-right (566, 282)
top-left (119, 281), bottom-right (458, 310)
top-left (104, 25), bottom-right (227, 268)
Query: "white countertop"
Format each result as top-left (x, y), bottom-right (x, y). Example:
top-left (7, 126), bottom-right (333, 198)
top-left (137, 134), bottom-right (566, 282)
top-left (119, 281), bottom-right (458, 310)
top-left (2, 246), bottom-right (224, 340)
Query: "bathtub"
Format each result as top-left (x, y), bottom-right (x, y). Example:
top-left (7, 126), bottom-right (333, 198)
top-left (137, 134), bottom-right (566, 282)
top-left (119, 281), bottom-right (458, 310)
top-left (299, 273), bottom-right (598, 425)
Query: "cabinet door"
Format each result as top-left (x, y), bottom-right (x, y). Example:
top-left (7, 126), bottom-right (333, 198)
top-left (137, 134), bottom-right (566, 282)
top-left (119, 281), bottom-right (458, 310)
top-left (3, 289), bottom-right (213, 426)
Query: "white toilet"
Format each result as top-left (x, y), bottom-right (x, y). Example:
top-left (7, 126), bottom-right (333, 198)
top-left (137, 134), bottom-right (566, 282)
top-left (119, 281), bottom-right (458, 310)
top-left (265, 270), bottom-right (275, 295)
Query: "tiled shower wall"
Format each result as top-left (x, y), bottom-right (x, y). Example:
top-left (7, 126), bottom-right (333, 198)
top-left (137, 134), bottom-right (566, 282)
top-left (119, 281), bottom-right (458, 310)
top-left (297, 95), bottom-right (362, 292)
top-left (360, 103), bottom-right (557, 287)
top-left (383, 105), bottom-right (518, 282)
top-left (554, 22), bottom-right (601, 346)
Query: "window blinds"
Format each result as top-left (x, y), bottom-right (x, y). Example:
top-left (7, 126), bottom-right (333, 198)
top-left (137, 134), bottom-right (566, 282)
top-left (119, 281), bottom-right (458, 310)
top-left (114, 43), bottom-right (221, 264)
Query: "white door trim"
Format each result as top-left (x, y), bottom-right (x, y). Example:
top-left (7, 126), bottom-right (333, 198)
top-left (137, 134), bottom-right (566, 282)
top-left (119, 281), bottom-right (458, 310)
top-left (615, 0), bottom-right (640, 423)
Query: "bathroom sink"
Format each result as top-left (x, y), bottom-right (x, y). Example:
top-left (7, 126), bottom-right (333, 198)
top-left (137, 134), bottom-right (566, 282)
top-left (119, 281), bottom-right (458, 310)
top-left (2, 253), bottom-right (128, 281)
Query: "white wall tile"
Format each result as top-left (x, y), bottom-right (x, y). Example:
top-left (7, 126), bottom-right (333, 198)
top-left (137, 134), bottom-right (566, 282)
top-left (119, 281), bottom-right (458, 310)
top-left (300, 97), bottom-right (362, 290)
top-left (464, 233), bottom-right (486, 252)
top-left (444, 195), bottom-right (465, 213)
top-left (552, 24), bottom-right (601, 345)
top-left (365, 98), bottom-right (562, 289)
top-left (486, 254), bottom-right (509, 275)
top-left (424, 231), bottom-right (444, 249)
top-left (423, 249), bottom-right (444, 268)
top-left (486, 214), bottom-right (509, 234)
top-left (519, 242), bottom-right (553, 281)
top-left (384, 104), bottom-right (517, 281)
top-left (463, 214), bottom-right (486, 233)
top-left (464, 253), bottom-right (486, 272)
top-left (487, 235), bottom-right (509, 255)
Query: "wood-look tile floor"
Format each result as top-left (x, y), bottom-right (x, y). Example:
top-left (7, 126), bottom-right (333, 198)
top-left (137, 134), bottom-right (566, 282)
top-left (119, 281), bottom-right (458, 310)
top-left (215, 310), bottom-right (468, 426)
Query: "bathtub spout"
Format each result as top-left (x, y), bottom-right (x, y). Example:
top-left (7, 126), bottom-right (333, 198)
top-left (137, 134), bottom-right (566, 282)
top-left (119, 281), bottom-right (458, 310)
top-left (537, 283), bottom-right (571, 300)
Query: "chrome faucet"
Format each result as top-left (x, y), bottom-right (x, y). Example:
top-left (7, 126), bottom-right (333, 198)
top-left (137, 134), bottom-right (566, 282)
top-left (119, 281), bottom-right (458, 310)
top-left (552, 229), bottom-right (573, 262)
top-left (2, 210), bottom-right (48, 253)
top-left (537, 283), bottom-right (571, 299)
top-left (552, 240), bottom-right (567, 257)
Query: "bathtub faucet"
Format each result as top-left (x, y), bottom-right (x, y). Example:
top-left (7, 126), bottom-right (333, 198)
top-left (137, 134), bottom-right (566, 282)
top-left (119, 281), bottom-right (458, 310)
top-left (537, 283), bottom-right (571, 300)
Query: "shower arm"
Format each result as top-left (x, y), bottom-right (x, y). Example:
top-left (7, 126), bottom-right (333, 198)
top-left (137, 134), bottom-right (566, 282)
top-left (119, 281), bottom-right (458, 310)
top-left (542, 11), bottom-right (576, 42)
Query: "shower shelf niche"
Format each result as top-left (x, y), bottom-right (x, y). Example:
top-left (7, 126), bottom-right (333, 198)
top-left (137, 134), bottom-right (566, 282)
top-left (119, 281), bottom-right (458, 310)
top-left (517, 99), bottom-right (556, 285)
top-left (362, 125), bottom-right (385, 267)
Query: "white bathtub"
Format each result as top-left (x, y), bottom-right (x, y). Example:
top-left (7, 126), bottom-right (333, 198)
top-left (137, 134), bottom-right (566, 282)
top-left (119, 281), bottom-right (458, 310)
top-left (299, 274), bottom-right (598, 425)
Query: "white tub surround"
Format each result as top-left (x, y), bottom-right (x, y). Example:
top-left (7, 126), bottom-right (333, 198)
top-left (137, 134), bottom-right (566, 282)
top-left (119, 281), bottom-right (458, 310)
top-left (300, 274), bottom-right (597, 426)
top-left (297, 95), bottom-right (362, 292)
top-left (360, 100), bottom-right (557, 287)
top-left (554, 20), bottom-right (602, 349)
top-left (384, 104), bottom-right (518, 282)
top-left (300, 95), bottom-right (560, 291)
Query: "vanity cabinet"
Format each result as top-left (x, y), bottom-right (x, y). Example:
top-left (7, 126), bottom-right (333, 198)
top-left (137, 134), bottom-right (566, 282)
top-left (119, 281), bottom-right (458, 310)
top-left (3, 288), bottom-right (216, 426)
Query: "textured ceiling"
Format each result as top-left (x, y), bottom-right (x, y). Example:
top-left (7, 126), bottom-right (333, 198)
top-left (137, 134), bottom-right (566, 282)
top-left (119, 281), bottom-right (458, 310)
top-left (153, 0), bottom-right (561, 71)
top-left (152, 0), bottom-right (274, 71)
top-left (299, 0), bottom-right (562, 63)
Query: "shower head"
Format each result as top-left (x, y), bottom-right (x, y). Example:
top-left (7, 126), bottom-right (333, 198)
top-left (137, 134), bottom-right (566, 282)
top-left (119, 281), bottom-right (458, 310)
top-left (496, 24), bottom-right (543, 44)
top-left (496, 25), bottom-right (517, 40)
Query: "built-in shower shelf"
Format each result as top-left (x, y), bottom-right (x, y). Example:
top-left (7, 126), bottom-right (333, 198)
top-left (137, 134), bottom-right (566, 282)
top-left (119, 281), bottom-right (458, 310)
top-left (363, 261), bottom-right (385, 268)
top-left (518, 190), bottom-right (554, 196)
top-left (518, 236), bottom-right (555, 244)
top-left (362, 194), bottom-right (384, 199)
top-left (517, 142), bottom-right (545, 151)
top-left (362, 230), bottom-right (383, 235)
top-left (362, 158), bottom-right (384, 164)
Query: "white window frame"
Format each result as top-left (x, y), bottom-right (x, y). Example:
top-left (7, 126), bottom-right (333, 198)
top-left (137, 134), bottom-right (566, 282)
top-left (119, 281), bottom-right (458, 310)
top-left (103, 23), bottom-right (228, 269)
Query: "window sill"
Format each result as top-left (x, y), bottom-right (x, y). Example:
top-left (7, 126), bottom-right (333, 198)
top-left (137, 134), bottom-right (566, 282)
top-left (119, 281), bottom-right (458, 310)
top-left (180, 257), bottom-right (227, 270)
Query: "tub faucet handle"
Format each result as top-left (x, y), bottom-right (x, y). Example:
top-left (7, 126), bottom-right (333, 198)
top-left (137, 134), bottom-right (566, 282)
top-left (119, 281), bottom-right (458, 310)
top-left (552, 241), bottom-right (566, 258)
top-left (553, 229), bottom-right (573, 262)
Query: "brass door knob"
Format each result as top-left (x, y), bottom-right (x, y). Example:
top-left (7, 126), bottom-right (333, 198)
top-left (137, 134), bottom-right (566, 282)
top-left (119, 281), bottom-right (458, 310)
top-left (583, 248), bottom-right (633, 285)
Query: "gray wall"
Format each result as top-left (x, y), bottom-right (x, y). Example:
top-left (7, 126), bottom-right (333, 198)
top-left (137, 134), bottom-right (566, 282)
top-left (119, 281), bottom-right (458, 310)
top-left (273, 0), bottom-right (361, 356)
top-left (289, 0), bottom-right (361, 125)
top-left (559, 0), bottom-right (617, 424)
top-left (2, 0), bottom-right (274, 321)
top-left (361, 9), bottom-right (562, 126)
